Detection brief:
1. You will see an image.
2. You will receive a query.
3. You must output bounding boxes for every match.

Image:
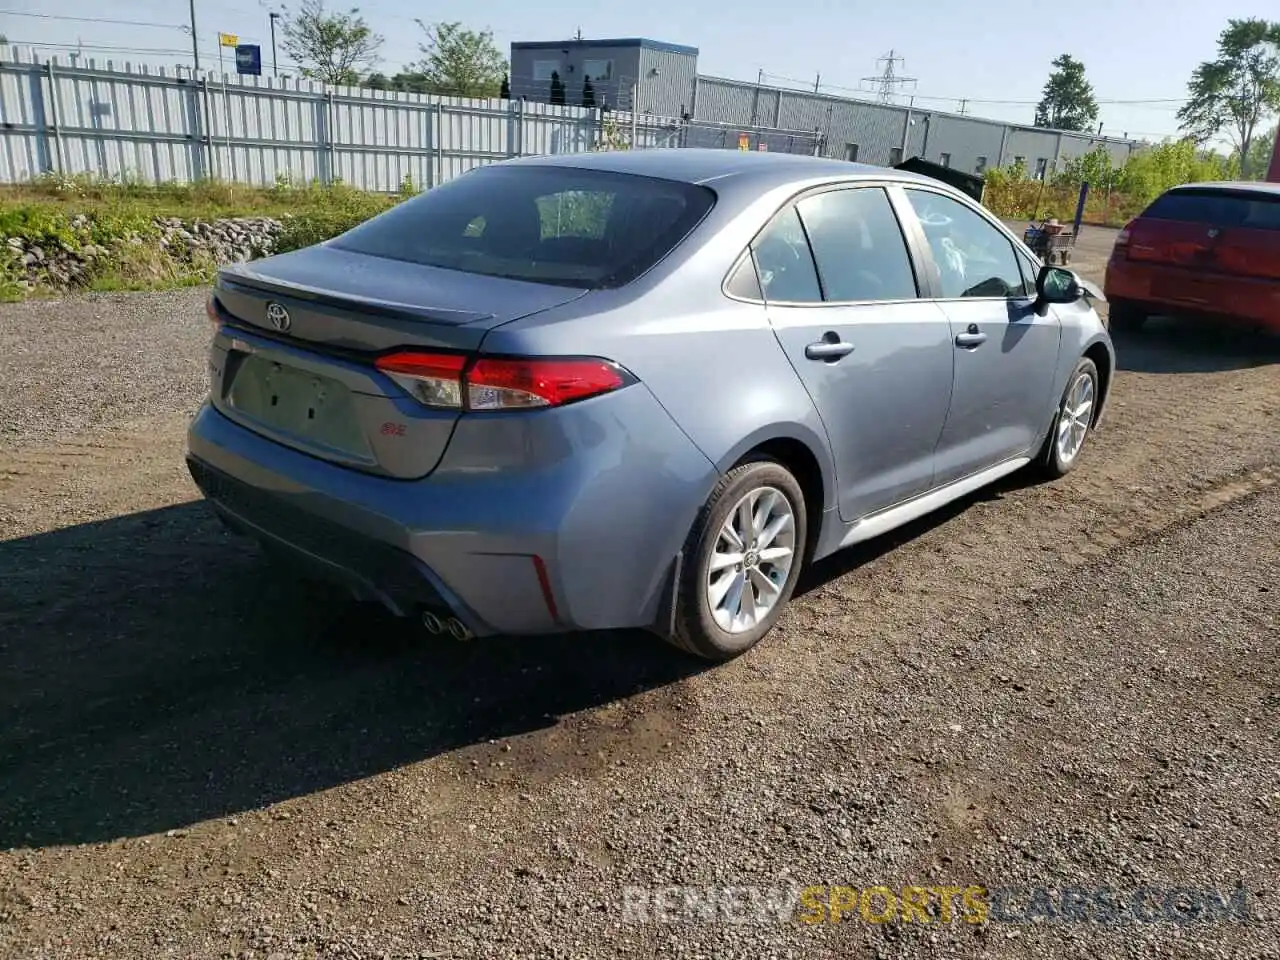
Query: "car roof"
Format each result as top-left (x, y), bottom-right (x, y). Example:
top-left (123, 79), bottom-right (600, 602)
top-left (500, 147), bottom-right (942, 192)
top-left (1167, 180), bottom-right (1280, 197)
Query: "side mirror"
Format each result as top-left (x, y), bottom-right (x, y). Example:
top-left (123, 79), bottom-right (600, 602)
top-left (1033, 264), bottom-right (1081, 315)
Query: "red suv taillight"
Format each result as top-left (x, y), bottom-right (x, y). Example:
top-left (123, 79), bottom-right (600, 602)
top-left (1114, 220), bottom-right (1134, 255)
top-left (374, 352), bottom-right (632, 411)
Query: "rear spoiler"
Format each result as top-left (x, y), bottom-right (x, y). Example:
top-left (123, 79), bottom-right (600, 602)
top-left (894, 156), bottom-right (986, 204)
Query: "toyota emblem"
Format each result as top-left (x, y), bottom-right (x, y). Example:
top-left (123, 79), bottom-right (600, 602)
top-left (1207, 227), bottom-right (1220, 239)
top-left (265, 302), bottom-right (291, 331)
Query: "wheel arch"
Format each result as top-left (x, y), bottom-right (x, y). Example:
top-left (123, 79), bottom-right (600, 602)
top-left (1081, 335), bottom-right (1115, 427)
top-left (715, 423), bottom-right (835, 518)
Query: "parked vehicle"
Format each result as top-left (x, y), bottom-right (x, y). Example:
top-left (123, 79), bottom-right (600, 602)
top-left (187, 149), bottom-right (1114, 661)
top-left (1105, 182), bottom-right (1280, 333)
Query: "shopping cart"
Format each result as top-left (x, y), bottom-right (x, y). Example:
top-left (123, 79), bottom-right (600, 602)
top-left (1023, 219), bottom-right (1076, 265)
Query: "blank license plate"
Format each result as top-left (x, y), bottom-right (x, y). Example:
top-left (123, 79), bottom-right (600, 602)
top-left (226, 354), bottom-right (369, 457)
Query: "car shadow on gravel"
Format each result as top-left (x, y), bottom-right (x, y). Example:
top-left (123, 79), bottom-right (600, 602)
top-left (1112, 317), bottom-right (1280, 374)
top-left (794, 469), bottom-right (1033, 596)
top-left (0, 504), bottom-right (704, 849)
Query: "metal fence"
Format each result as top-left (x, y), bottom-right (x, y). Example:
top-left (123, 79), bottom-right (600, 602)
top-left (0, 50), bottom-right (821, 191)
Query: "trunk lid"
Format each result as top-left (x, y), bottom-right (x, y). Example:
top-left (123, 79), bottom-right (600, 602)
top-left (210, 245), bottom-right (587, 479)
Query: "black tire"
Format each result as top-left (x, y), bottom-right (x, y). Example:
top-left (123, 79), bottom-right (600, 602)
top-left (1108, 299), bottom-right (1147, 333)
top-left (1034, 356), bottom-right (1100, 480)
top-left (670, 458), bottom-right (808, 661)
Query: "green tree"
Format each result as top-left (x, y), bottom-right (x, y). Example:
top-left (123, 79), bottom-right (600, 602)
top-left (280, 0), bottom-right (382, 85)
top-left (411, 21), bottom-right (507, 98)
top-left (500, 74), bottom-right (511, 99)
top-left (1241, 125), bottom-right (1276, 179)
top-left (1056, 144), bottom-right (1119, 190)
top-left (1034, 54), bottom-right (1099, 132)
top-left (1177, 19), bottom-right (1280, 177)
top-left (582, 76), bottom-right (596, 108)
top-left (549, 70), bottom-right (565, 106)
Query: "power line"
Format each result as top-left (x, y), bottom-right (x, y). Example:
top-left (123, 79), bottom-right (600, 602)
top-left (6, 39), bottom-right (196, 56)
top-left (0, 10), bottom-right (189, 30)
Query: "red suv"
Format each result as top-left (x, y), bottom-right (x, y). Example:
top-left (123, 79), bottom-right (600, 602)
top-left (1104, 182), bottom-right (1280, 333)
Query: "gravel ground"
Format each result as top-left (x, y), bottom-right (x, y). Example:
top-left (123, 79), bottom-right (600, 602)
top-left (2, 228), bottom-right (1280, 959)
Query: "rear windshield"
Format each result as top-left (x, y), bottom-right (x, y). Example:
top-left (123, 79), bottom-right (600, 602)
top-left (1142, 188), bottom-right (1280, 230)
top-left (331, 165), bottom-right (715, 288)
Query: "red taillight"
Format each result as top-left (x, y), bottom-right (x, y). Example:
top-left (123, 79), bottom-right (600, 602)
top-left (1114, 221), bottom-right (1134, 253)
top-left (374, 351), bottom-right (629, 411)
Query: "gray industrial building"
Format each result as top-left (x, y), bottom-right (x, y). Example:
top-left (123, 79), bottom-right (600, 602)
top-left (509, 37), bottom-right (1139, 174)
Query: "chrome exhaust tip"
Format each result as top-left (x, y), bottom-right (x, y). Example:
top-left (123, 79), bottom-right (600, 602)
top-left (421, 610), bottom-right (444, 634)
top-left (447, 617), bottom-right (473, 641)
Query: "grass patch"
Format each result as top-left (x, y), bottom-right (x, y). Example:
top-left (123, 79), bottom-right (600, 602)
top-left (0, 172), bottom-right (407, 221)
top-left (0, 173), bottom-right (414, 299)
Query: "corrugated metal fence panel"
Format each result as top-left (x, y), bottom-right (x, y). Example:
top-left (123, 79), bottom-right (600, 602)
top-left (519, 101), bottom-right (598, 157)
top-left (0, 52), bottom-right (48, 180)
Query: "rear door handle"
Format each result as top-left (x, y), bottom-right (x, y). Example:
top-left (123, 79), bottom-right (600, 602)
top-left (805, 336), bottom-right (855, 362)
top-left (955, 330), bottom-right (988, 348)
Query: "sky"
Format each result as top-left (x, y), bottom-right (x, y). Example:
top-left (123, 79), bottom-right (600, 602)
top-left (5, 0), bottom-right (1279, 144)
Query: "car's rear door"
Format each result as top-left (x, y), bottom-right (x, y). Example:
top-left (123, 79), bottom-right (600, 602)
top-left (755, 184), bottom-right (954, 522)
top-left (897, 185), bottom-right (1061, 485)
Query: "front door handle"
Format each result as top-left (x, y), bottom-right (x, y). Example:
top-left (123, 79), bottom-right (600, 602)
top-left (805, 334), bottom-right (855, 362)
top-left (955, 327), bottom-right (988, 348)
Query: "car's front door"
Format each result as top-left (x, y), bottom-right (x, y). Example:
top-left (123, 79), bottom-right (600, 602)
top-left (753, 185), bottom-right (954, 522)
top-left (898, 186), bottom-right (1062, 486)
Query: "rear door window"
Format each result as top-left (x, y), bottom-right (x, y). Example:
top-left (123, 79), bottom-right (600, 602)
top-left (751, 208), bottom-right (823, 303)
top-left (795, 187), bottom-right (919, 301)
top-left (332, 166), bottom-right (714, 288)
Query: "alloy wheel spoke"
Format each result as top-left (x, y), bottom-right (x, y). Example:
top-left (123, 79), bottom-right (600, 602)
top-left (736, 497), bottom-right (756, 548)
top-left (752, 490), bottom-right (776, 540)
top-left (748, 566), bottom-right (781, 597)
top-left (721, 523), bottom-right (745, 552)
top-left (757, 512), bottom-right (791, 550)
top-left (758, 545), bottom-right (792, 563)
top-left (709, 569), bottom-right (738, 608)
top-left (709, 550), bottom-right (743, 573)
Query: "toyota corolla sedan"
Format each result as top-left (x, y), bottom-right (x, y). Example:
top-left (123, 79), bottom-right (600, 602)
top-left (187, 149), bottom-right (1113, 660)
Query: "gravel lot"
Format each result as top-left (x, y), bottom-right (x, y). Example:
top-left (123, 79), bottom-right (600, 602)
top-left (2, 225), bottom-right (1279, 959)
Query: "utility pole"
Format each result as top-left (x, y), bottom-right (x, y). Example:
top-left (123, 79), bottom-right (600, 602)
top-left (958, 99), bottom-right (967, 116)
top-left (861, 49), bottom-right (915, 103)
top-left (574, 27), bottom-right (583, 41)
top-left (188, 0), bottom-right (200, 73)
top-left (268, 11), bottom-right (280, 76)
top-left (813, 73), bottom-right (820, 93)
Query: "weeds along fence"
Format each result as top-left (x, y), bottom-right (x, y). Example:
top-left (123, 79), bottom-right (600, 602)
top-left (0, 49), bottom-right (820, 191)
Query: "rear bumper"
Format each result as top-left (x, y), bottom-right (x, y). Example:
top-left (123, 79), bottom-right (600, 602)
top-left (1104, 257), bottom-right (1280, 331)
top-left (186, 385), bottom-right (717, 637)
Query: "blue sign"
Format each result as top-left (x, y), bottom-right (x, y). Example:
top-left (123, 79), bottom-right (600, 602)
top-left (235, 44), bottom-right (262, 76)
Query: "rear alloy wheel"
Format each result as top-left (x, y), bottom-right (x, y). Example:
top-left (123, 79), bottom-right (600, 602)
top-left (1108, 299), bottom-right (1147, 333)
top-left (1036, 357), bottom-right (1099, 479)
top-left (672, 459), bottom-right (807, 661)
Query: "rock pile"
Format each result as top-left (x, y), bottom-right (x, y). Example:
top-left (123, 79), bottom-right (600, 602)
top-left (2, 215), bottom-right (284, 292)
